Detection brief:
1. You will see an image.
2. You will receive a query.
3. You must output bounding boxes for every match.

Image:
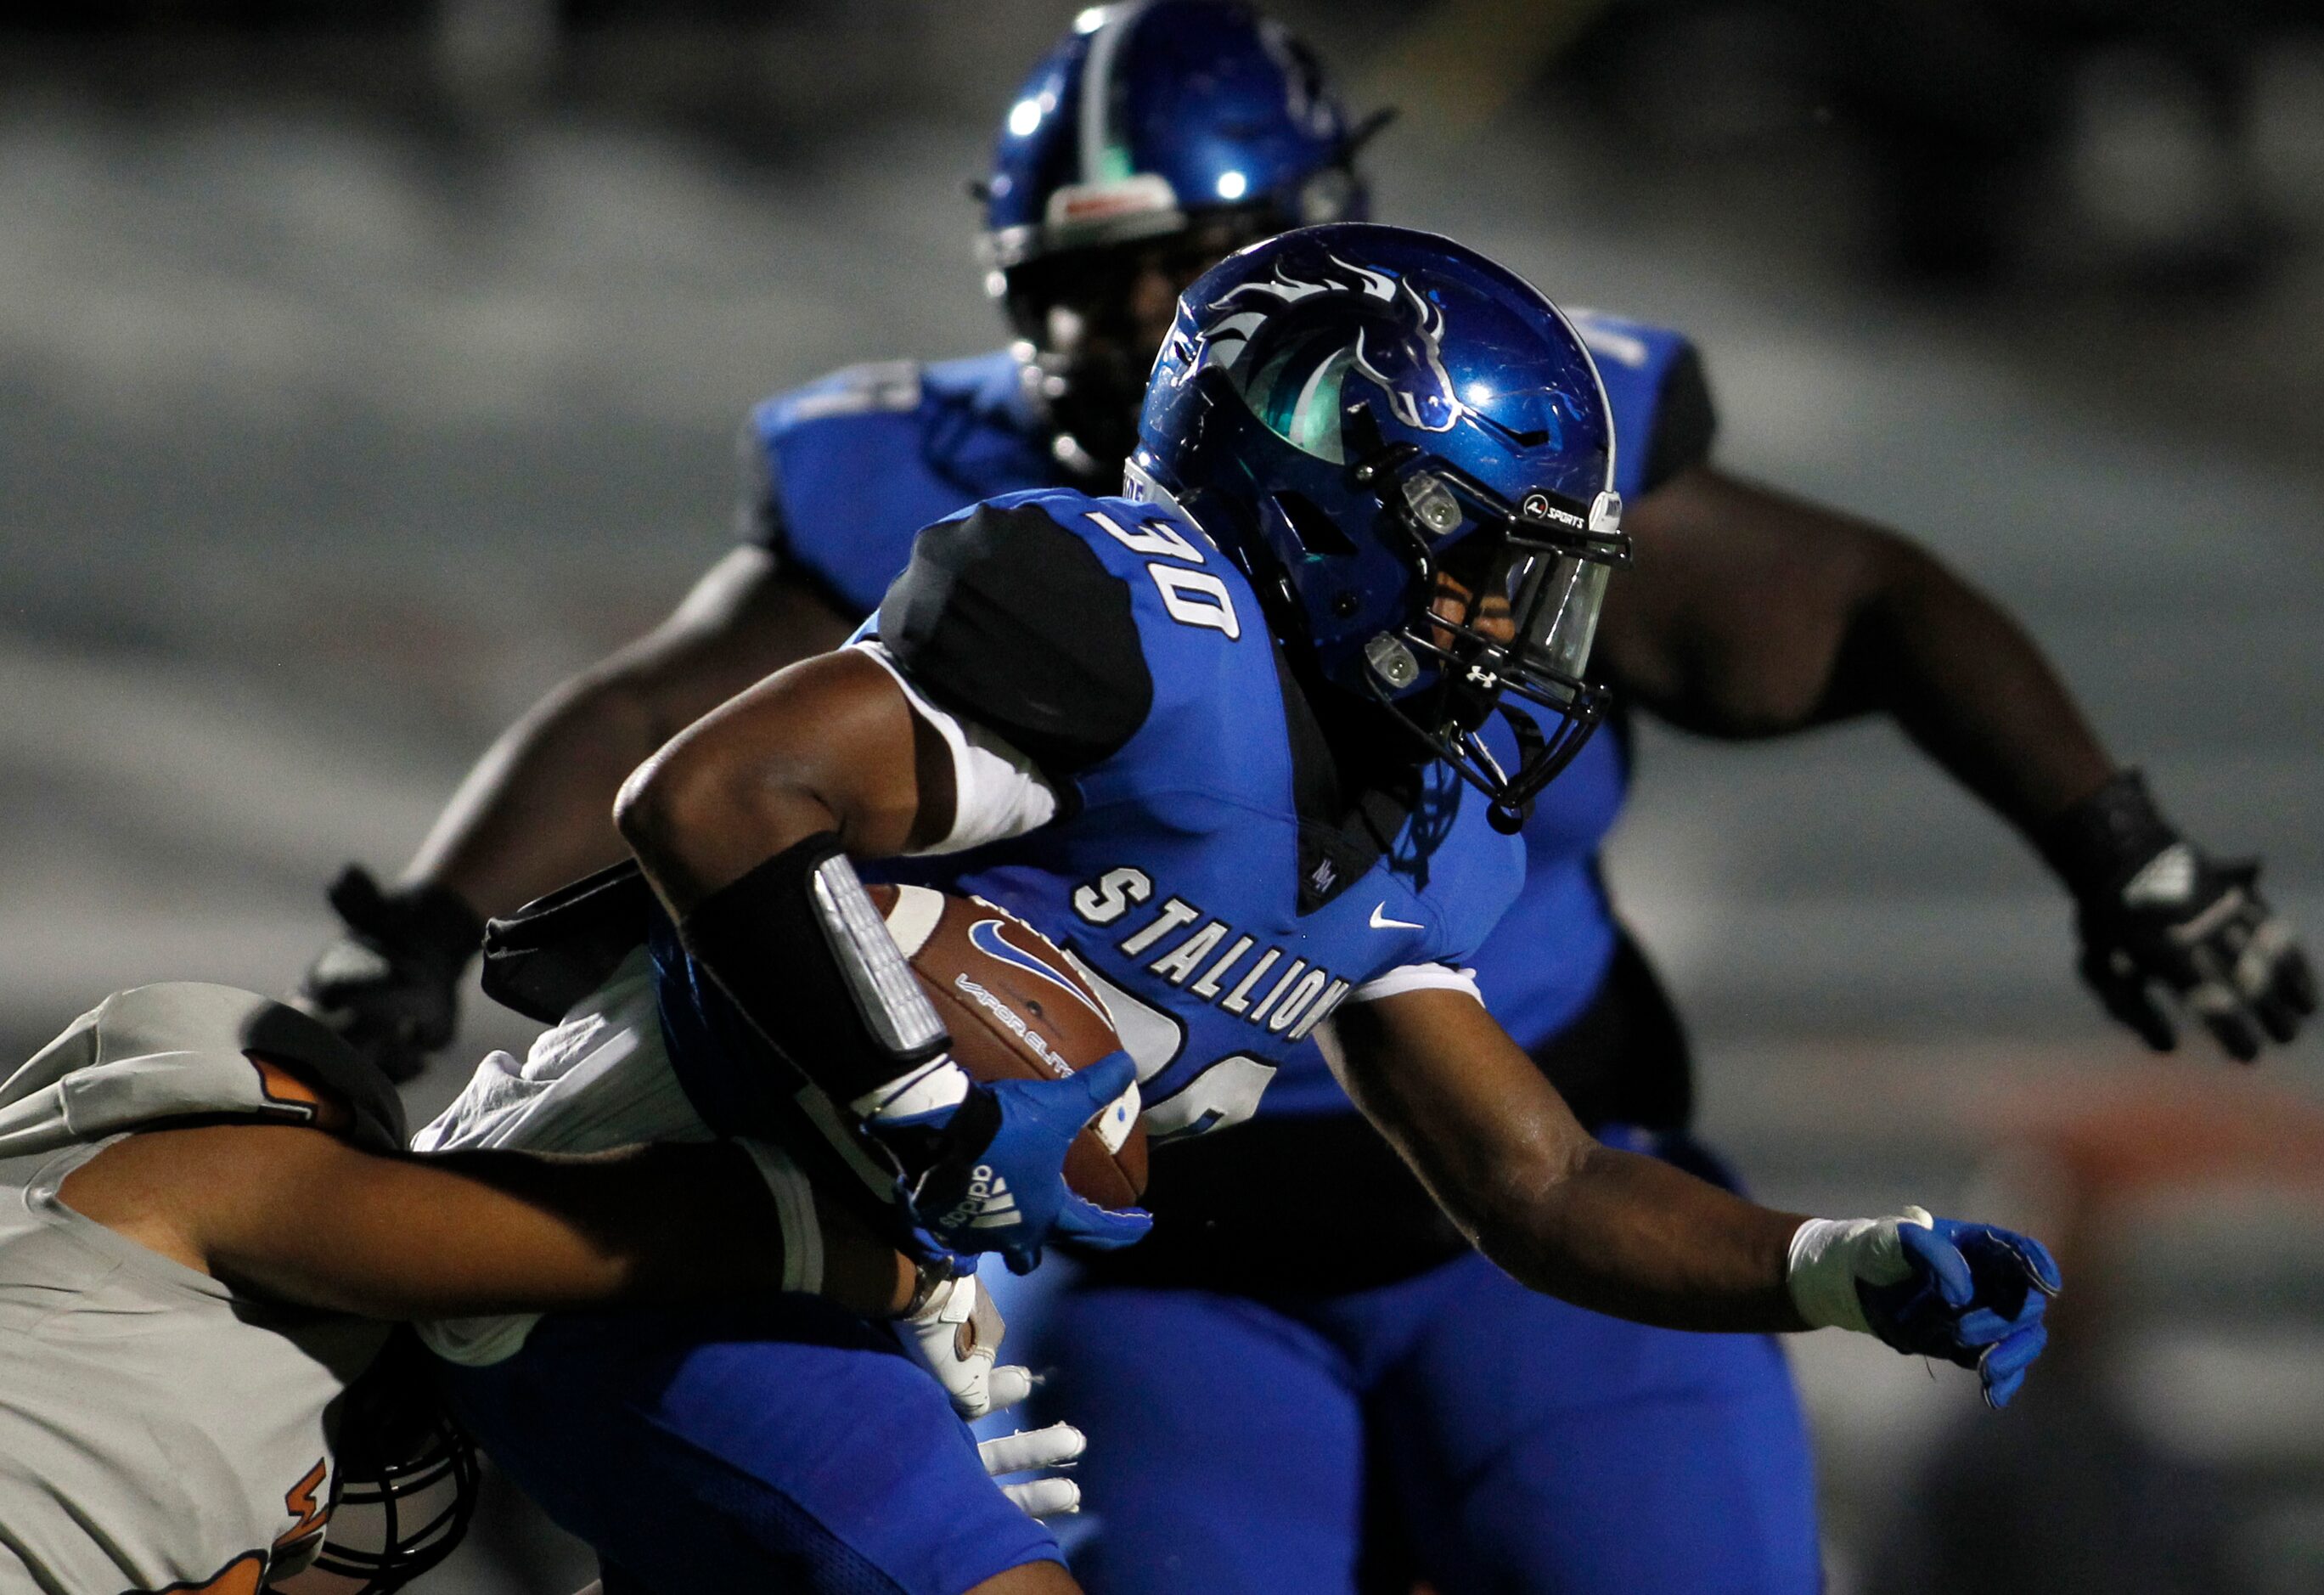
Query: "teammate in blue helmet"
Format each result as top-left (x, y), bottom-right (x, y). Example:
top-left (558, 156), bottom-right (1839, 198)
top-left (418, 222), bottom-right (2059, 1595)
top-left (303, 3), bottom-right (2311, 1591)
top-left (982, 0), bottom-right (1381, 477)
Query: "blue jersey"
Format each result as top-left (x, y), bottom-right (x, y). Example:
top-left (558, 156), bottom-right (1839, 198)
top-left (863, 488), bottom-right (1525, 1141)
top-left (744, 352), bottom-right (1053, 617)
top-left (1444, 308), bottom-right (1712, 1075)
top-left (743, 324), bottom-right (1713, 1118)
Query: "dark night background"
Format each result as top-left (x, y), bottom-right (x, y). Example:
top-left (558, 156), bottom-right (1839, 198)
top-left (3, 3), bottom-right (2319, 1588)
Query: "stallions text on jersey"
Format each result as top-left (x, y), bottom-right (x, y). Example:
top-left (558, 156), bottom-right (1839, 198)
top-left (741, 313), bottom-right (1711, 1130)
top-left (657, 482), bottom-right (1528, 1161)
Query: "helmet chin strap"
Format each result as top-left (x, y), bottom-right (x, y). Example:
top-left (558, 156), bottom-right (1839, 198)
top-left (1358, 634), bottom-right (1606, 836)
top-left (1483, 709), bottom-right (1550, 834)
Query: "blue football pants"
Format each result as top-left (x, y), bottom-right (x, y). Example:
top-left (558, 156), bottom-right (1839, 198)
top-left (439, 1300), bottom-right (1062, 1595)
top-left (1012, 1248), bottom-right (1820, 1594)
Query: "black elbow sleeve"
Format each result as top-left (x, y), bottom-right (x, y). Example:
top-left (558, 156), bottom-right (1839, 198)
top-left (679, 833), bottom-right (950, 1110)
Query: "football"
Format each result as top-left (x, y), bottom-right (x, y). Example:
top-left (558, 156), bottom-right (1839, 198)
top-left (869, 882), bottom-right (1147, 1207)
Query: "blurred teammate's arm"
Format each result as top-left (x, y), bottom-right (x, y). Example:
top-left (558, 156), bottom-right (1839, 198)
top-left (1595, 464), bottom-right (2112, 825)
top-left (301, 548), bottom-right (853, 1075)
top-left (1594, 465), bottom-right (2312, 1058)
top-left (59, 1122), bottom-right (913, 1321)
top-left (410, 548), bottom-right (854, 921)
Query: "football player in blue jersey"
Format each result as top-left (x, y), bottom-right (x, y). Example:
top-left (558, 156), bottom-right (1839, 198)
top-left (301, 4), bottom-right (2310, 1592)
top-left (417, 220), bottom-right (2059, 1595)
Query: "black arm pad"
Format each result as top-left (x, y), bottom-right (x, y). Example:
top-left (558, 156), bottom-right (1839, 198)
top-left (678, 832), bottom-right (949, 1109)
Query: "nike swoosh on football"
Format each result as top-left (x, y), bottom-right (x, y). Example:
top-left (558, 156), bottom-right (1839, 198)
top-left (1369, 904), bottom-right (1425, 931)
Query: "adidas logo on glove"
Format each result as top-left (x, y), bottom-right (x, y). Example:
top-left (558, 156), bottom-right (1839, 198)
top-left (939, 1164), bottom-right (1021, 1232)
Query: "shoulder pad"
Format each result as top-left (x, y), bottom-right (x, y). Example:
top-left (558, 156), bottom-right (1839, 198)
top-left (917, 348), bottom-right (1027, 412)
top-left (1563, 309), bottom-right (1713, 497)
top-left (880, 491), bottom-right (1156, 779)
top-left (1563, 307), bottom-right (1691, 374)
top-left (768, 359), bottom-right (926, 430)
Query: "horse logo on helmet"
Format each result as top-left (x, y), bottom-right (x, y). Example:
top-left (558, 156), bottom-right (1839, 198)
top-left (1191, 250), bottom-right (1466, 435)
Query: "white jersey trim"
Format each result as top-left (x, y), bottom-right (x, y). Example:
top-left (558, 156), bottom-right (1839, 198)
top-left (1344, 963), bottom-right (1484, 1006)
top-left (853, 640), bottom-right (1061, 855)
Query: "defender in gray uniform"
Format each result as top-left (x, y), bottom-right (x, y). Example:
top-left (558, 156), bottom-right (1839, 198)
top-left (0, 981), bottom-right (1064, 1595)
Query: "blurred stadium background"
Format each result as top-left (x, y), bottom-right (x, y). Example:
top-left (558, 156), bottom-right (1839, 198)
top-left (3, 1), bottom-right (2320, 1590)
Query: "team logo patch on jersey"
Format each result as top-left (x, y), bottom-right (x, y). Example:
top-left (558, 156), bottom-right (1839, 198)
top-left (273, 1457), bottom-right (330, 1553)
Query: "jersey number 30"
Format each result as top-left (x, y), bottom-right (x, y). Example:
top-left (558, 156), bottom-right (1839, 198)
top-left (1088, 510), bottom-right (1241, 640)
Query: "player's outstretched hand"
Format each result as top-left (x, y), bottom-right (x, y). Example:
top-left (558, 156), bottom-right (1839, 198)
top-left (1857, 1215), bottom-right (2061, 1409)
top-left (892, 1050), bottom-right (1152, 1274)
top-left (979, 1423), bottom-right (1086, 1519)
top-left (2078, 850), bottom-right (2314, 1063)
top-left (899, 1269), bottom-right (1036, 1421)
top-left (2041, 769), bottom-right (2314, 1062)
top-left (299, 865), bottom-right (483, 1082)
top-left (1788, 1208), bottom-right (2062, 1408)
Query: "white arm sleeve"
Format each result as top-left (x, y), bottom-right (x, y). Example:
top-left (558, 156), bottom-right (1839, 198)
top-left (1343, 964), bottom-right (1484, 1005)
top-left (853, 640), bottom-right (1061, 855)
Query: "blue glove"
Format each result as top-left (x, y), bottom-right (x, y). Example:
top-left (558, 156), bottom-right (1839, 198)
top-left (881, 1049), bottom-right (1151, 1274)
top-left (1859, 1216), bottom-right (2062, 1409)
top-left (1790, 1208), bottom-right (2062, 1408)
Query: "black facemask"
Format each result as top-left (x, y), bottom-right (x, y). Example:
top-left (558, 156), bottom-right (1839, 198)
top-left (1001, 208), bottom-right (1292, 484)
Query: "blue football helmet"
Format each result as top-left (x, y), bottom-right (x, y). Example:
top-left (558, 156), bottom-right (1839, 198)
top-left (1133, 223), bottom-right (1629, 831)
top-left (984, 0), bottom-right (1369, 269)
top-left (982, 1), bottom-right (1383, 476)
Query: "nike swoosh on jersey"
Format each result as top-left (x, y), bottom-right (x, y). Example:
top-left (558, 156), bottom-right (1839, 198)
top-left (1369, 904), bottom-right (1426, 931)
